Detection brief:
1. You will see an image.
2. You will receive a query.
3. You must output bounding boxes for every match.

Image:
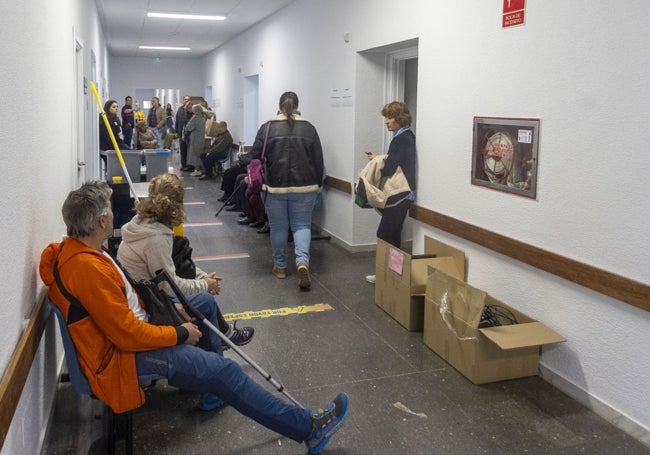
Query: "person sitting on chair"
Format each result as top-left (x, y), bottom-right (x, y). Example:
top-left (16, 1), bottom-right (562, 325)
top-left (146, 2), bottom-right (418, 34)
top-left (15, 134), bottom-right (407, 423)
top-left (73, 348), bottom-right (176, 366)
top-left (200, 121), bottom-right (233, 180)
top-left (39, 180), bottom-right (348, 454)
top-left (134, 120), bottom-right (158, 149)
top-left (117, 173), bottom-right (253, 348)
top-left (218, 145), bottom-right (251, 202)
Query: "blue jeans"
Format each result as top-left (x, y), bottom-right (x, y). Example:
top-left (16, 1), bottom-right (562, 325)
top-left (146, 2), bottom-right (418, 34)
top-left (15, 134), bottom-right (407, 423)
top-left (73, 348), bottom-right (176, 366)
top-left (169, 293), bottom-right (224, 353)
top-left (264, 192), bottom-right (318, 269)
top-left (135, 292), bottom-right (312, 442)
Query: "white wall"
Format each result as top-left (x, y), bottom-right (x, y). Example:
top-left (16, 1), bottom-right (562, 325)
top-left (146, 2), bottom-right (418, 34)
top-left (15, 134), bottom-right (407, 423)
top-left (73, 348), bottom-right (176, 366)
top-left (200, 0), bottom-right (650, 443)
top-left (1, 0), bottom-right (648, 452)
top-left (0, 0), bottom-right (110, 453)
top-left (109, 56), bottom-right (204, 108)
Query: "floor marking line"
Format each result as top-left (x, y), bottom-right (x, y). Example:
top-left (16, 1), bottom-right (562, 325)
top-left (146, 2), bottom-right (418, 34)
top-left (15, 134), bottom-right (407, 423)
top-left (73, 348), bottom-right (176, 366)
top-left (194, 253), bottom-right (250, 261)
top-left (183, 222), bottom-right (223, 227)
top-left (183, 201), bottom-right (205, 205)
top-left (223, 303), bottom-right (334, 321)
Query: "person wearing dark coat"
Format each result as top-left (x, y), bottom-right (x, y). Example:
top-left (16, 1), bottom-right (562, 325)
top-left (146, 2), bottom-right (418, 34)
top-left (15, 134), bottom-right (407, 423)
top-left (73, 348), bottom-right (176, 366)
top-left (99, 99), bottom-right (129, 168)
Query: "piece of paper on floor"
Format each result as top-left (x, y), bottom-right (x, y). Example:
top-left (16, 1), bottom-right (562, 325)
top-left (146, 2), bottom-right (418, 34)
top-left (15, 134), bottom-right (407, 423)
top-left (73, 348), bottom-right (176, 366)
top-left (393, 401), bottom-right (428, 419)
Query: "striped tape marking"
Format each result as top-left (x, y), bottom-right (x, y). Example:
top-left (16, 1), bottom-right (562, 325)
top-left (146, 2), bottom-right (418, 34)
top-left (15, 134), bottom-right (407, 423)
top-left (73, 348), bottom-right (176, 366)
top-left (193, 253), bottom-right (250, 262)
top-left (223, 303), bottom-right (334, 321)
top-left (183, 222), bottom-right (223, 227)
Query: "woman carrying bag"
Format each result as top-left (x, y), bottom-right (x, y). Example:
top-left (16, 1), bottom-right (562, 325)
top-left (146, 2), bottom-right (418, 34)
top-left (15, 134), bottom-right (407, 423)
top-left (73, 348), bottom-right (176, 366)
top-left (251, 92), bottom-right (324, 290)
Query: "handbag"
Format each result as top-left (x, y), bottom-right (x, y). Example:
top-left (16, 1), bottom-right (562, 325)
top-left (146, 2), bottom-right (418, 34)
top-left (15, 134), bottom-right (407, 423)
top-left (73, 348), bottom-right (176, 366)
top-left (53, 256), bottom-right (186, 327)
top-left (115, 259), bottom-right (186, 326)
top-left (172, 235), bottom-right (196, 279)
top-left (354, 179), bottom-right (372, 208)
top-left (247, 122), bottom-right (271, 194)
top-left (129, 277), bottom-right (186, 326)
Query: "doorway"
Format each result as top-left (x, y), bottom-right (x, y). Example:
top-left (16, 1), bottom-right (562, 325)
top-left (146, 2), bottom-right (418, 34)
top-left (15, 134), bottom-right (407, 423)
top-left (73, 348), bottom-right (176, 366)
top-left (353, 38), bottom-right (419, 245)
top-left (73, 31), bottom-right (85, 186)
top-left (243, 74), bottom-right (260, 146)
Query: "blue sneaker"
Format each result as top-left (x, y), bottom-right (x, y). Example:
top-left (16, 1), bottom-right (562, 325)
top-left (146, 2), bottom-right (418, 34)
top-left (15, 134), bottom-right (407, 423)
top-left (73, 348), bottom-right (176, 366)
top-left (305, 392), bottom-right (348, 454)
top-left (198, 392), bottom-right (225, 411)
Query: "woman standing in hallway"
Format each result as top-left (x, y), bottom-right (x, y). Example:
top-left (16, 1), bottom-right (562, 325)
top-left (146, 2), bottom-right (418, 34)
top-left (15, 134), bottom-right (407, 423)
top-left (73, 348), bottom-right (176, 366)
top-left (165, 102), bottom-right (175, 133)
top-left (183, 104), bottom-right (206, 173)
top-left (99, 99), bottom-right (130, 167)
top-left (365, 101), bottom-right (417, 284)
top-left (253, 91), bottom-right (324, 290)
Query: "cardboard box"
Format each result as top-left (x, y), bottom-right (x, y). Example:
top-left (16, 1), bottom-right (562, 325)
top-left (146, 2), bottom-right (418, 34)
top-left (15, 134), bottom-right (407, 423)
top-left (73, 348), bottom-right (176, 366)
top-left (423, 269), bottom-right (566, 384)
top-left (375, 237), bottom-right (465, 331)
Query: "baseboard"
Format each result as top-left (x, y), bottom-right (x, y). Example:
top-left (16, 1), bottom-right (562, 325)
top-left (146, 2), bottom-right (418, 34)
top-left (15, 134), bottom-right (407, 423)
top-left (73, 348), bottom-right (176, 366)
top-left (312, 227), bottom-right (377, 253)
top-left (539, 364), bottom-right (650, 448)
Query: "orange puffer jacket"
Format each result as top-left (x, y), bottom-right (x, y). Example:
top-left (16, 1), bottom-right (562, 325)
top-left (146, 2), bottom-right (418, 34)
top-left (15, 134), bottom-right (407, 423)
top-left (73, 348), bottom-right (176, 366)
top-left (39, 238), bottom-right (179, 413)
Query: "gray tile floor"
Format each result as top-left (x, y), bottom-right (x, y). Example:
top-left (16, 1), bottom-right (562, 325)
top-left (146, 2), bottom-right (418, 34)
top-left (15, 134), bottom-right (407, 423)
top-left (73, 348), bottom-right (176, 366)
top-left (42, 171), bottom-right (650, 455)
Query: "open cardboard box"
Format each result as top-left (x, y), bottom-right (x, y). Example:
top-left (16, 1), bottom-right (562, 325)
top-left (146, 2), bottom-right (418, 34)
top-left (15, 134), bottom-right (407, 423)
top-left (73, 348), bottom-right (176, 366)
top-left (424, 269), bottom-right (566, 384)
top-left (375, 236), bottom-right (465, 331)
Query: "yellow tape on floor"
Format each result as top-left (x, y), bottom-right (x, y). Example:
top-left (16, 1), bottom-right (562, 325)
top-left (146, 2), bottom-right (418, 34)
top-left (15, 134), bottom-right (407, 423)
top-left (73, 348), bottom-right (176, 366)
top-left (223, 303), bottom-right (333, 321)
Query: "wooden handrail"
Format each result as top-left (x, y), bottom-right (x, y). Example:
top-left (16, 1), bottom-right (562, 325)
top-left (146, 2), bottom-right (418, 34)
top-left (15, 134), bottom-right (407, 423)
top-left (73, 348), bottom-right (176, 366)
top-left (0, 289), bottom-right (50, 449)
top-left (409, 204), bottom-right (650, 312)
top-left (324, 175), bottom-right (352, 194)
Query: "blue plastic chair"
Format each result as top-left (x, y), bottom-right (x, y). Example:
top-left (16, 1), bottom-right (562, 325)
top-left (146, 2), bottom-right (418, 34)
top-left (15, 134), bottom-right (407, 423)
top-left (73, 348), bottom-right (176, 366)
top-left (49, 297), bottom-right (93, 396)
top-left (48, 296), bottom-right (161, 455)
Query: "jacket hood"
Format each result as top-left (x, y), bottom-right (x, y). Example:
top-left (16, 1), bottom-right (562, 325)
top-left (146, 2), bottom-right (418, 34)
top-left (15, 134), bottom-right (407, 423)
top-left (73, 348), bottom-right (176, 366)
top-left (120, 215), bottom-right (172, 244)
top-left (39, 239), bottom-right (105, 287)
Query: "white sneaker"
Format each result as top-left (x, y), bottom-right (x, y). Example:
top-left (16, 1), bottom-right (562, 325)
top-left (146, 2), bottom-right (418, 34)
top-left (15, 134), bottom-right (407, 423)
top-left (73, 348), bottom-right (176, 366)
top-left (190, 170), bottom-right (203, 177)
top-left (365, 274), bottom-right (376, 284)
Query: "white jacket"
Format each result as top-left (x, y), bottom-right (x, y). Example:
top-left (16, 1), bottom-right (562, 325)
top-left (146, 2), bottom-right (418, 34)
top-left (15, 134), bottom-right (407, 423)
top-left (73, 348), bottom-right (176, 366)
top-left (356, 154), bottom-right (411, 209)
top-left (117, 215), bottom-right (208, 296)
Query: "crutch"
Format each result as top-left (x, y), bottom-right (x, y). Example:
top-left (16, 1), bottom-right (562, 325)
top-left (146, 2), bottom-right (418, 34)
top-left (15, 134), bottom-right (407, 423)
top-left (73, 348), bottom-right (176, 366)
top-left (214, 181), bottom-right (242, 217)
top-left (152, 268), bottom-right (304, 409)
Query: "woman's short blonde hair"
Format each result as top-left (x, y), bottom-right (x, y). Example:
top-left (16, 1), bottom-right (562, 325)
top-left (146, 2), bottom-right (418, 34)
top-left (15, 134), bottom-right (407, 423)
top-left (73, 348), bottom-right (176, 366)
top-left (381, 101), bottom-right (412, 127)
top-left (135, 174), bottom-right (185, 228)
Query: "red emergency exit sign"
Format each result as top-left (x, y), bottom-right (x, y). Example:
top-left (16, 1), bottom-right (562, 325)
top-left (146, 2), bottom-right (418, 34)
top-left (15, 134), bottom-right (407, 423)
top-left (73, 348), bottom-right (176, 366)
top-left (503, 0), bottom-right (525, 28)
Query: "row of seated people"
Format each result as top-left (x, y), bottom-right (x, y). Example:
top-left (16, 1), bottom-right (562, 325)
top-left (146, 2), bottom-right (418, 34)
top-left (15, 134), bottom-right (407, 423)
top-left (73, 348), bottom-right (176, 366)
top-left (187, 121), bottom-right (234, 180)
top-left (215, 145), bottom-right (269, 233)
top-left (219, 173), bottom-right (270, 234)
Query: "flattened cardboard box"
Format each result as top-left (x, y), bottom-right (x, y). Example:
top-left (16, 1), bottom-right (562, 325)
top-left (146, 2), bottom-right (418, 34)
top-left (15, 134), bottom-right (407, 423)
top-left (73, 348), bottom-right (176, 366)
top-left (375, 236), bottom-right (465, 331)
top-left (423, 269), bottom-right (566, 384)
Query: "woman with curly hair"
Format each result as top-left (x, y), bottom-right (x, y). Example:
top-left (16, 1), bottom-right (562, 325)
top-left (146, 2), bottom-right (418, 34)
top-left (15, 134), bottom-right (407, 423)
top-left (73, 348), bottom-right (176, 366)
top-left (117, 173), bottom-right (254, 353)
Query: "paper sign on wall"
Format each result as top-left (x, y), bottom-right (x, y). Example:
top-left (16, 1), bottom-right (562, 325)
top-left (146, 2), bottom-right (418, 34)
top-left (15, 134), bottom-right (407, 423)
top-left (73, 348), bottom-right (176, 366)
top-left (503, 0), bottom-right (525, 28)
top-left (388, 248), bottom-right (404, 275)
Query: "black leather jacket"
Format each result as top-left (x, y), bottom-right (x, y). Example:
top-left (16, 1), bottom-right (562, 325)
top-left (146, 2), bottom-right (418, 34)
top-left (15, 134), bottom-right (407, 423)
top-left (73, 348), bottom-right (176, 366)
top-left (250, 117), bottom-right (324, 194)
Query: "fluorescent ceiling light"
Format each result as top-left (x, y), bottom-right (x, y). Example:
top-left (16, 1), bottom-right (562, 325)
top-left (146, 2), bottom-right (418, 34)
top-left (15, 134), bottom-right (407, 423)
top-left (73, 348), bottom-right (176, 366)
top-left (147, 12), bottom-right (226, 21)
top-left (139, 45), bottom-right (191, 51)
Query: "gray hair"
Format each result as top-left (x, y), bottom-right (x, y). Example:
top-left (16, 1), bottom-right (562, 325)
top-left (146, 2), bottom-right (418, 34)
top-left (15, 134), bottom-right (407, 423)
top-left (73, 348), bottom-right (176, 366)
top-left (191, 104), bottom-right (203, 115)
top-left (62, 181), bottom-right (112, 238)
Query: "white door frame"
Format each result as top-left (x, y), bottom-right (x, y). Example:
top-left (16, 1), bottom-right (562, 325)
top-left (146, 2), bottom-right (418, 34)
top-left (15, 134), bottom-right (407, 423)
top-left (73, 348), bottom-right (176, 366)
top-left (73, 30), bottom-right (85, 186)
top-left (383, 46), bottom-right (418, 148)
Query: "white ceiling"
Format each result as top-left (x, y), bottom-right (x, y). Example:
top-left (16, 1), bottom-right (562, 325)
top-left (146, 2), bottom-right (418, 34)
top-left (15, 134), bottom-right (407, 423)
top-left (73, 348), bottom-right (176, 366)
top-left (96, 0), bottom-right (296, 58)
